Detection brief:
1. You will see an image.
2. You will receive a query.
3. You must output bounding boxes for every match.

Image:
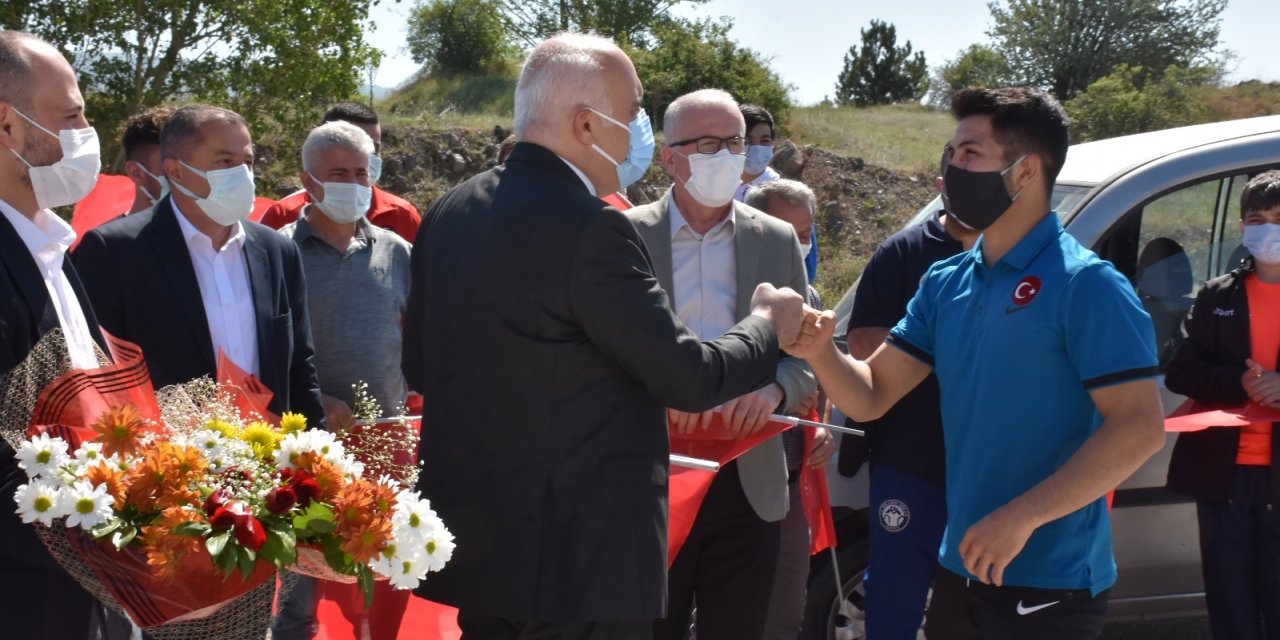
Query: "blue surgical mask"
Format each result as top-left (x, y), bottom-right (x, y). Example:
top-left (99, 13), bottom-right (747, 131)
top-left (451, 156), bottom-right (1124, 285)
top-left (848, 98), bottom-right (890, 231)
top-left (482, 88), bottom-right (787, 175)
top-left (744, 144), bottom-right (773, 175)
top-left (588, 108), bottom-right (654, 190)
top-left (367, 154), bottom-right (383, 184)
top-left (1243, 223), bottom-right (1280, 264)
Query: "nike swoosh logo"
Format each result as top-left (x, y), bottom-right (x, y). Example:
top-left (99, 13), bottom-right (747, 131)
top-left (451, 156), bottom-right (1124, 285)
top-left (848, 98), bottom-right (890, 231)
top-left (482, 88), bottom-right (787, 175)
top-left (1004, 305), bottom-right (1033, 315)
top-left (1016, 600), bottom-right (1060, 615)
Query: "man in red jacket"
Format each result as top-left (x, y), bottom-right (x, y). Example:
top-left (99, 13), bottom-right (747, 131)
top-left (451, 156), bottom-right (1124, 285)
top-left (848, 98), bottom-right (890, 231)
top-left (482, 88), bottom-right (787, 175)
top-left (260, 102), bottom-right (421, 242)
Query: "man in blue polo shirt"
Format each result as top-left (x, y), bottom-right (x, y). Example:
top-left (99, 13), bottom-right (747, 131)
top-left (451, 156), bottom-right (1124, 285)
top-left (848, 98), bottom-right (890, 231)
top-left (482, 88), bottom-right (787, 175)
top-left (789, 87), bottom-right (1165, 639)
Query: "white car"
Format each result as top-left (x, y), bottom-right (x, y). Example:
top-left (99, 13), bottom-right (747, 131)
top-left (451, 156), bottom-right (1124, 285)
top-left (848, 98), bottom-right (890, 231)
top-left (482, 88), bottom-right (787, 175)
top-left (803, 115), bottom-right (1280, 639)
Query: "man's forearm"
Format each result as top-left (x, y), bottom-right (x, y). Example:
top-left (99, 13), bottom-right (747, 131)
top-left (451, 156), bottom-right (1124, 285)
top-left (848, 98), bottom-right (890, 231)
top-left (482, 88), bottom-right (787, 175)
top-left (808, 341), bottom-right (879, 422)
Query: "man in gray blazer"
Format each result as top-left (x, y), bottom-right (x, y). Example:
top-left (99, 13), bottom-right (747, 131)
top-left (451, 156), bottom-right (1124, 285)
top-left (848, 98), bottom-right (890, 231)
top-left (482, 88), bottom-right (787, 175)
top-left (629, 88), bottom-right (816, 640)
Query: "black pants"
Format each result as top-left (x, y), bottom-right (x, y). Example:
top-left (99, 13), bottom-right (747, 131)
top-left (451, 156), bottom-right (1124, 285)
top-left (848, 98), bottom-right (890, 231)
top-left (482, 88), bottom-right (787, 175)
top-left (924, 567), bottom-right (1109, 640)
top-left (1197, 465), bottom-right (1280, 640)
top-left (654, 461), bottom-right (780, 640)
top-left (456, 611), bottom-right (651, 640)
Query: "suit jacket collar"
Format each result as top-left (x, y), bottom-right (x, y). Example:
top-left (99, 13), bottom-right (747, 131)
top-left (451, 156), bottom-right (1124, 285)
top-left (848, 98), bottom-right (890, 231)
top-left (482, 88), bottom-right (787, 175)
top-left (631, 188), bottom-right (765, 318)
top-left (242, 225), bottom-right (275, 386)
top-left (506, 142), bottom-right (594, 195)
top-left (143, 199), bottom-right (217, 373)
top-left (0, 207), bottom-right (59, 336)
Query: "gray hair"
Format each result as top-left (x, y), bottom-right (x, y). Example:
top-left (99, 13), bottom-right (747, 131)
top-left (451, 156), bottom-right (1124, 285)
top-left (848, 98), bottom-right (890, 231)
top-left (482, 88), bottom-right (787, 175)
top-left (663, 89), bottom-right (743, 141)
top-left (745, 179), bottom-right (817, 221)
top-left (0, 31), bottom-right (43, 111)
top-left (513, 32), bottom-right (616, 139)
top-left (160, 104), bottom-right (248, 160)
top-left (301, 120), bottom-right (374, 172)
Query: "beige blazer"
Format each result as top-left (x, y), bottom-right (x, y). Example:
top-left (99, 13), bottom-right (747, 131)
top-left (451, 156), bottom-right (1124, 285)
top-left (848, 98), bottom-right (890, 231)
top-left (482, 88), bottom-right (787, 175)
top-left (627, 189), bottom-right (816, 522)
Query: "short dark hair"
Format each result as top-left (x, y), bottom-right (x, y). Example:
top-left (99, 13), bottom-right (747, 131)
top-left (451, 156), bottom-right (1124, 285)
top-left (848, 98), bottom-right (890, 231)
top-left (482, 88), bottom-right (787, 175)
top-left (160, 105), bottom-right (248, 160)
top-left (121, 106), bottom-right (174, 162)
top-left (323, 101), bottom-right (379, 126)
top-left (0, 31), bottom-right (40, 111)
top-left (740, 104), bottom-right (774, 137)
top-left (950, 87), bottom-right (1070, 190)
top-left (1241, 170), bottom-right (1280, 218)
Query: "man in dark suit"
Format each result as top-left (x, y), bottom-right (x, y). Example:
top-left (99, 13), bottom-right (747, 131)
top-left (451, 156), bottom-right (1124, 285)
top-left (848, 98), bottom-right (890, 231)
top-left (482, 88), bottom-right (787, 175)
top-left (402, 33), bottom-right (807, 640)
top-left (0, 29), bottom-right (124, 639)
top-left (74, 104), bottom-right (324, 426)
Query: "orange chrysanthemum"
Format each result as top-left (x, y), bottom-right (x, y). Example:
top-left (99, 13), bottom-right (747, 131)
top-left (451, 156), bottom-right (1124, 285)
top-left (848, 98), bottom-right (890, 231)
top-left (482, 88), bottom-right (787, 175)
top-left (83, 460), bottom-right (126, 509)
top-left (369, 480), bottom-right (397, 517)
top-left (332, 481), bottom-right (393, 564)
top-left (125, 443), bottom-right (206, 512)
top-left (140, 507), bottom-right (204, 580)
top-left (90, 404), bottom-right (148, 458)
top-left (309, 457), bottom-right (346, 504)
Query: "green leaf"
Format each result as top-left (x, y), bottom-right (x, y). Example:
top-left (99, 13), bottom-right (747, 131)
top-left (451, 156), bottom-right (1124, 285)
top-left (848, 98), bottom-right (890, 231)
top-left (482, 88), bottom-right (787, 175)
top-left (260, 525), bottom-right (298, 569)
top-left (206, 531), bottom-right (231, 558)
top-left (173, 521), bottom-right (212, 537)
top-left (293, 502), bottom-right (336, 537)
top-left (216, 544), bottom-right (239, 577)
top-left (321, 535), bottom-right (356, 574)
top-left (90, 520), bottom-right (121, 540)
top-left (112, 525), bottom-right (137, 549)
top-left (237, 547), bottom-right (257, 580)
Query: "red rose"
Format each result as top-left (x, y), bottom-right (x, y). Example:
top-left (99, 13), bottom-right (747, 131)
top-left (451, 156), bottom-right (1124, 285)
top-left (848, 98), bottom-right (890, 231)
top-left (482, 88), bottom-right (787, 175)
top-left (204, 489), bottom-right (232, 518)
top-left (209, 502), bottom-right (242, 529)
top-left (264, 485), bottom-right (297, 515)
top-left (232, 512), bottom-right (266, 551)
top-left (290, 469), bottom-right (321, 507)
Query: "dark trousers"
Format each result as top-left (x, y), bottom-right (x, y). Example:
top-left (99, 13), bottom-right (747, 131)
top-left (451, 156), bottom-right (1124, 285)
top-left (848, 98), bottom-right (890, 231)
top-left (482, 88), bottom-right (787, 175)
top-left (456, 611), bottom-right (651, 640)
top-left (1197, 465), bottom-right (1280, 640)
top-left (654, 462), bottom-right (780, 640)
top-left (866, 462), bottom-right (947, 640)
top-left (924, 567), bottom-right (1108, 640)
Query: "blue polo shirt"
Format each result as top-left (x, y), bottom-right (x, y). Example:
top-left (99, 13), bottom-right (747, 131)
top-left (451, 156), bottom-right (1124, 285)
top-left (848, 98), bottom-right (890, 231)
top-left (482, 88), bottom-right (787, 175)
top-left (887, 212), bottom-right (1158, 595)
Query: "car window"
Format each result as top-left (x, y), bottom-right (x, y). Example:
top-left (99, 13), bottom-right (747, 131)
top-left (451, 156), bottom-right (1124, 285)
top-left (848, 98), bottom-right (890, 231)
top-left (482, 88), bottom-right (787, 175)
top-left (1097, 171), bottom-right (1261, 366)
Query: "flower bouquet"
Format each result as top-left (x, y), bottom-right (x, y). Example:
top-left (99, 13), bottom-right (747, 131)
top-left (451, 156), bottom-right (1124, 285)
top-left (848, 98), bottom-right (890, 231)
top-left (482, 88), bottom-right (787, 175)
top-left (0, 332), bottom-right (452, 636)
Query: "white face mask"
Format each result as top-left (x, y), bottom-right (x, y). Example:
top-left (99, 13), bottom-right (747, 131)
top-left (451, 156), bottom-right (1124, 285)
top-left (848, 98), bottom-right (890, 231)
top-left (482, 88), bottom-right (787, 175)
top-left (9, 107), bottom-right (101, 209)
top-left (1243, 223), bottom-right (1280, 264)
top-left (136, 164), bottom-right (169, 207)
top-left (308, 173), bottom-right (372, 224)
top-left (172, 162), bottom-right (256, 226)
top-left (678, 148), bottom-right (746, 208)
top-left (367, 154), bottom-right (383, 184)
top-left (798, 242), bottom-right (812, 256)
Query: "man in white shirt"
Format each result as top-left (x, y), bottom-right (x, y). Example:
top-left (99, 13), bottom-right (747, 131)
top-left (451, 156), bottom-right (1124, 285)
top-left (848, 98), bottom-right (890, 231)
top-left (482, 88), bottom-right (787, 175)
top-left (627, 89), bottom-right (816, 640)
top-left (75, 105), bottom-right (325, 428)
top-left (0, 29), bottom-right (126, 639)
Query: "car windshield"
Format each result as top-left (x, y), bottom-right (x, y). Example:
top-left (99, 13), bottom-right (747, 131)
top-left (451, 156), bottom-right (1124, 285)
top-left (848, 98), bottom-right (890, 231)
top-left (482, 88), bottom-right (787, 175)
top-left (830, 183), bottom-right (1096, 340)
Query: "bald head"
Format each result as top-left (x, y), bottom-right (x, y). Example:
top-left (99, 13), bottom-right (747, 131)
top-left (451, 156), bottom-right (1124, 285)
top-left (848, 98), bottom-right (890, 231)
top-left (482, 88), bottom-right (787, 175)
top-left (0, 31), bottom-right (64, 111)
top-left (663, 89), bottom-right (743, 142)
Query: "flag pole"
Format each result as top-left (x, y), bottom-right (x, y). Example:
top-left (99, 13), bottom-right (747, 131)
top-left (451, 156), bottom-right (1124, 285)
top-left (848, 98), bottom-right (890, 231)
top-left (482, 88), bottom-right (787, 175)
top-left (670, 454), bottom-right (721, 472)
top-left (771, 414), bottom-right (865, 437)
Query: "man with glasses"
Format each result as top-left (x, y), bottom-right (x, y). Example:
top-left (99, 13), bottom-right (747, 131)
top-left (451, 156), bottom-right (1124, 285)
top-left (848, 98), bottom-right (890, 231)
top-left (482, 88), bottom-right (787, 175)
top-left (628, 88), bottom-right (815, 640)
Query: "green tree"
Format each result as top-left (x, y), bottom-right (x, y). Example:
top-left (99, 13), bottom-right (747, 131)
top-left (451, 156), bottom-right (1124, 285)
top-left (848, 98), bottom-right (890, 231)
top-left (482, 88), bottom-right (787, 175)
top-left (632, 17), bottom-right (792, 130)
top-left (1, 0), bottom-right (379, 164)
top-left (987, 0), bottom-right (1227, 102)
top-left (927, 44), bottom-right (1015, 108)
top-left (407, 0), bottom-right (512, 76)
top-left (497, 0), bottom-right (708, 49)
top-left (1065, 64), bottom-right (1214, 141)
top-left (834, 20), bottom-right (927, 107)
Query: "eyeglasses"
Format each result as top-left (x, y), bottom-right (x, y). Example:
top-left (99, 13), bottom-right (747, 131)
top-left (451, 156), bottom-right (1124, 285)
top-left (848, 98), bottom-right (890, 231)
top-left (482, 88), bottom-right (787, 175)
top-left (668, 135), bottom-right (747, 155)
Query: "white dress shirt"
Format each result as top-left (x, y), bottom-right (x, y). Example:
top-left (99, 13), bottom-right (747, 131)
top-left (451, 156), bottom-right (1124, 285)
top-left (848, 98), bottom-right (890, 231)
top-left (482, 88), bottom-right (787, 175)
top-left (172, 197), bottom-right (260, 376)
top-left (668, 197), bottom-right (737, 340)
top-left (0, 199), bottom-right (99, 369)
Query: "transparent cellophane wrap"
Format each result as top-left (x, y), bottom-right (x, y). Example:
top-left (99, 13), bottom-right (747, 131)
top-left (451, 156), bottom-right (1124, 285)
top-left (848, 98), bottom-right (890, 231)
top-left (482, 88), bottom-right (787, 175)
top-left (0, 330), bottom-right (293, 638)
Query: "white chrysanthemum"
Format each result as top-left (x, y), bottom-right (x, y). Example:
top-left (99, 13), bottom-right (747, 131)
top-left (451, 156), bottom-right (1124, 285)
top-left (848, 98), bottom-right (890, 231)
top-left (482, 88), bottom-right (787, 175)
top-left (16, 434), bottom-right (70, 479)
top-left (338, 457), bottom-right (365, 479)
top-left (72, 442), bottom-right (106, 468)
top-left (420, 527), bottom-right (455, 572)
top-left (391, 495), bottom-right (439, 543)
top-left (372, 545), bottom-right (428, 590)
top-left (61, 480), bottom-right (114, 530)
top-left (15, 479), bottom-right (66, 525)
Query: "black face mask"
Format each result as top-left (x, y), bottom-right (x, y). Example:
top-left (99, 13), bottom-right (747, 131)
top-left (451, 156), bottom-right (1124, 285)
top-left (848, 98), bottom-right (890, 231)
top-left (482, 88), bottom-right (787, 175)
top-left (940, 154), bottom-right (1026, 231)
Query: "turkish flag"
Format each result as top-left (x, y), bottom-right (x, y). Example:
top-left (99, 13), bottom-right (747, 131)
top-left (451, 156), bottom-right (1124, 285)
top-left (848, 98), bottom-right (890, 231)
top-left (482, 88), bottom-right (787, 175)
top-left (798, 409), bottom-right (837, 555)
top-left (666, 413), bottom-right (796, 565)
top-left (1163, 398), bottom-right (1280, 432)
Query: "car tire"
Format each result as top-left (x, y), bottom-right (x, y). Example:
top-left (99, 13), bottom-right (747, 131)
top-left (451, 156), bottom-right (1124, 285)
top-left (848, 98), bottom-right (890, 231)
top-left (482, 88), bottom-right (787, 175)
top-left (801, 539), bottom-right (868, 640)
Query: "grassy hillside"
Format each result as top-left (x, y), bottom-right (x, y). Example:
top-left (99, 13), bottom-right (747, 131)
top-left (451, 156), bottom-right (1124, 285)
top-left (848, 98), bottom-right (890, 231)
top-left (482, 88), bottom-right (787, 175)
top-left (788, 104), bottom-right (954, 176)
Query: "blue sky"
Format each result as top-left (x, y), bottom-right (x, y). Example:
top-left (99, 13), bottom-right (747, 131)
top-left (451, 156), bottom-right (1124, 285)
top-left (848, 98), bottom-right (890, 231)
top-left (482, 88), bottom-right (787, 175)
top-left (370, 0), bottom-right (1278, 106)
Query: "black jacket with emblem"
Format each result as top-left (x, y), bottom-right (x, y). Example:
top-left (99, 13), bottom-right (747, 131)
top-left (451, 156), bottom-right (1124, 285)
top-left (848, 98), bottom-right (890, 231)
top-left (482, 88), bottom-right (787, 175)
top-left (1165, 257), bottom-right (1280, 503)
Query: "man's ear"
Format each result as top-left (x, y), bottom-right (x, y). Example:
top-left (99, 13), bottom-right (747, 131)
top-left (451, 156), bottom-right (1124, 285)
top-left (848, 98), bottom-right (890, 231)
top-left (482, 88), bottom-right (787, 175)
top-left (0, 102), bottom-right (19, 151)
top-left (571, 108), bottom-right (595, 146)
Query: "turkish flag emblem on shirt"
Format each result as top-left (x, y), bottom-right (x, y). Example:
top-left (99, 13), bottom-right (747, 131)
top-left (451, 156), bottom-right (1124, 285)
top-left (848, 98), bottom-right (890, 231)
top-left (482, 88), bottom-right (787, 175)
top-left (1011, 276), bottom-right (1042, 306)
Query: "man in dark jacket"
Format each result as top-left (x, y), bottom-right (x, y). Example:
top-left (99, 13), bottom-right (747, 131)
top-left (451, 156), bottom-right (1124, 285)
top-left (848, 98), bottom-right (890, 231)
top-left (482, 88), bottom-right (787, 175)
top-left (1165, 169), bottom-right (1280, 640)
top-left (402, 32), bottom-right (806, 640)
